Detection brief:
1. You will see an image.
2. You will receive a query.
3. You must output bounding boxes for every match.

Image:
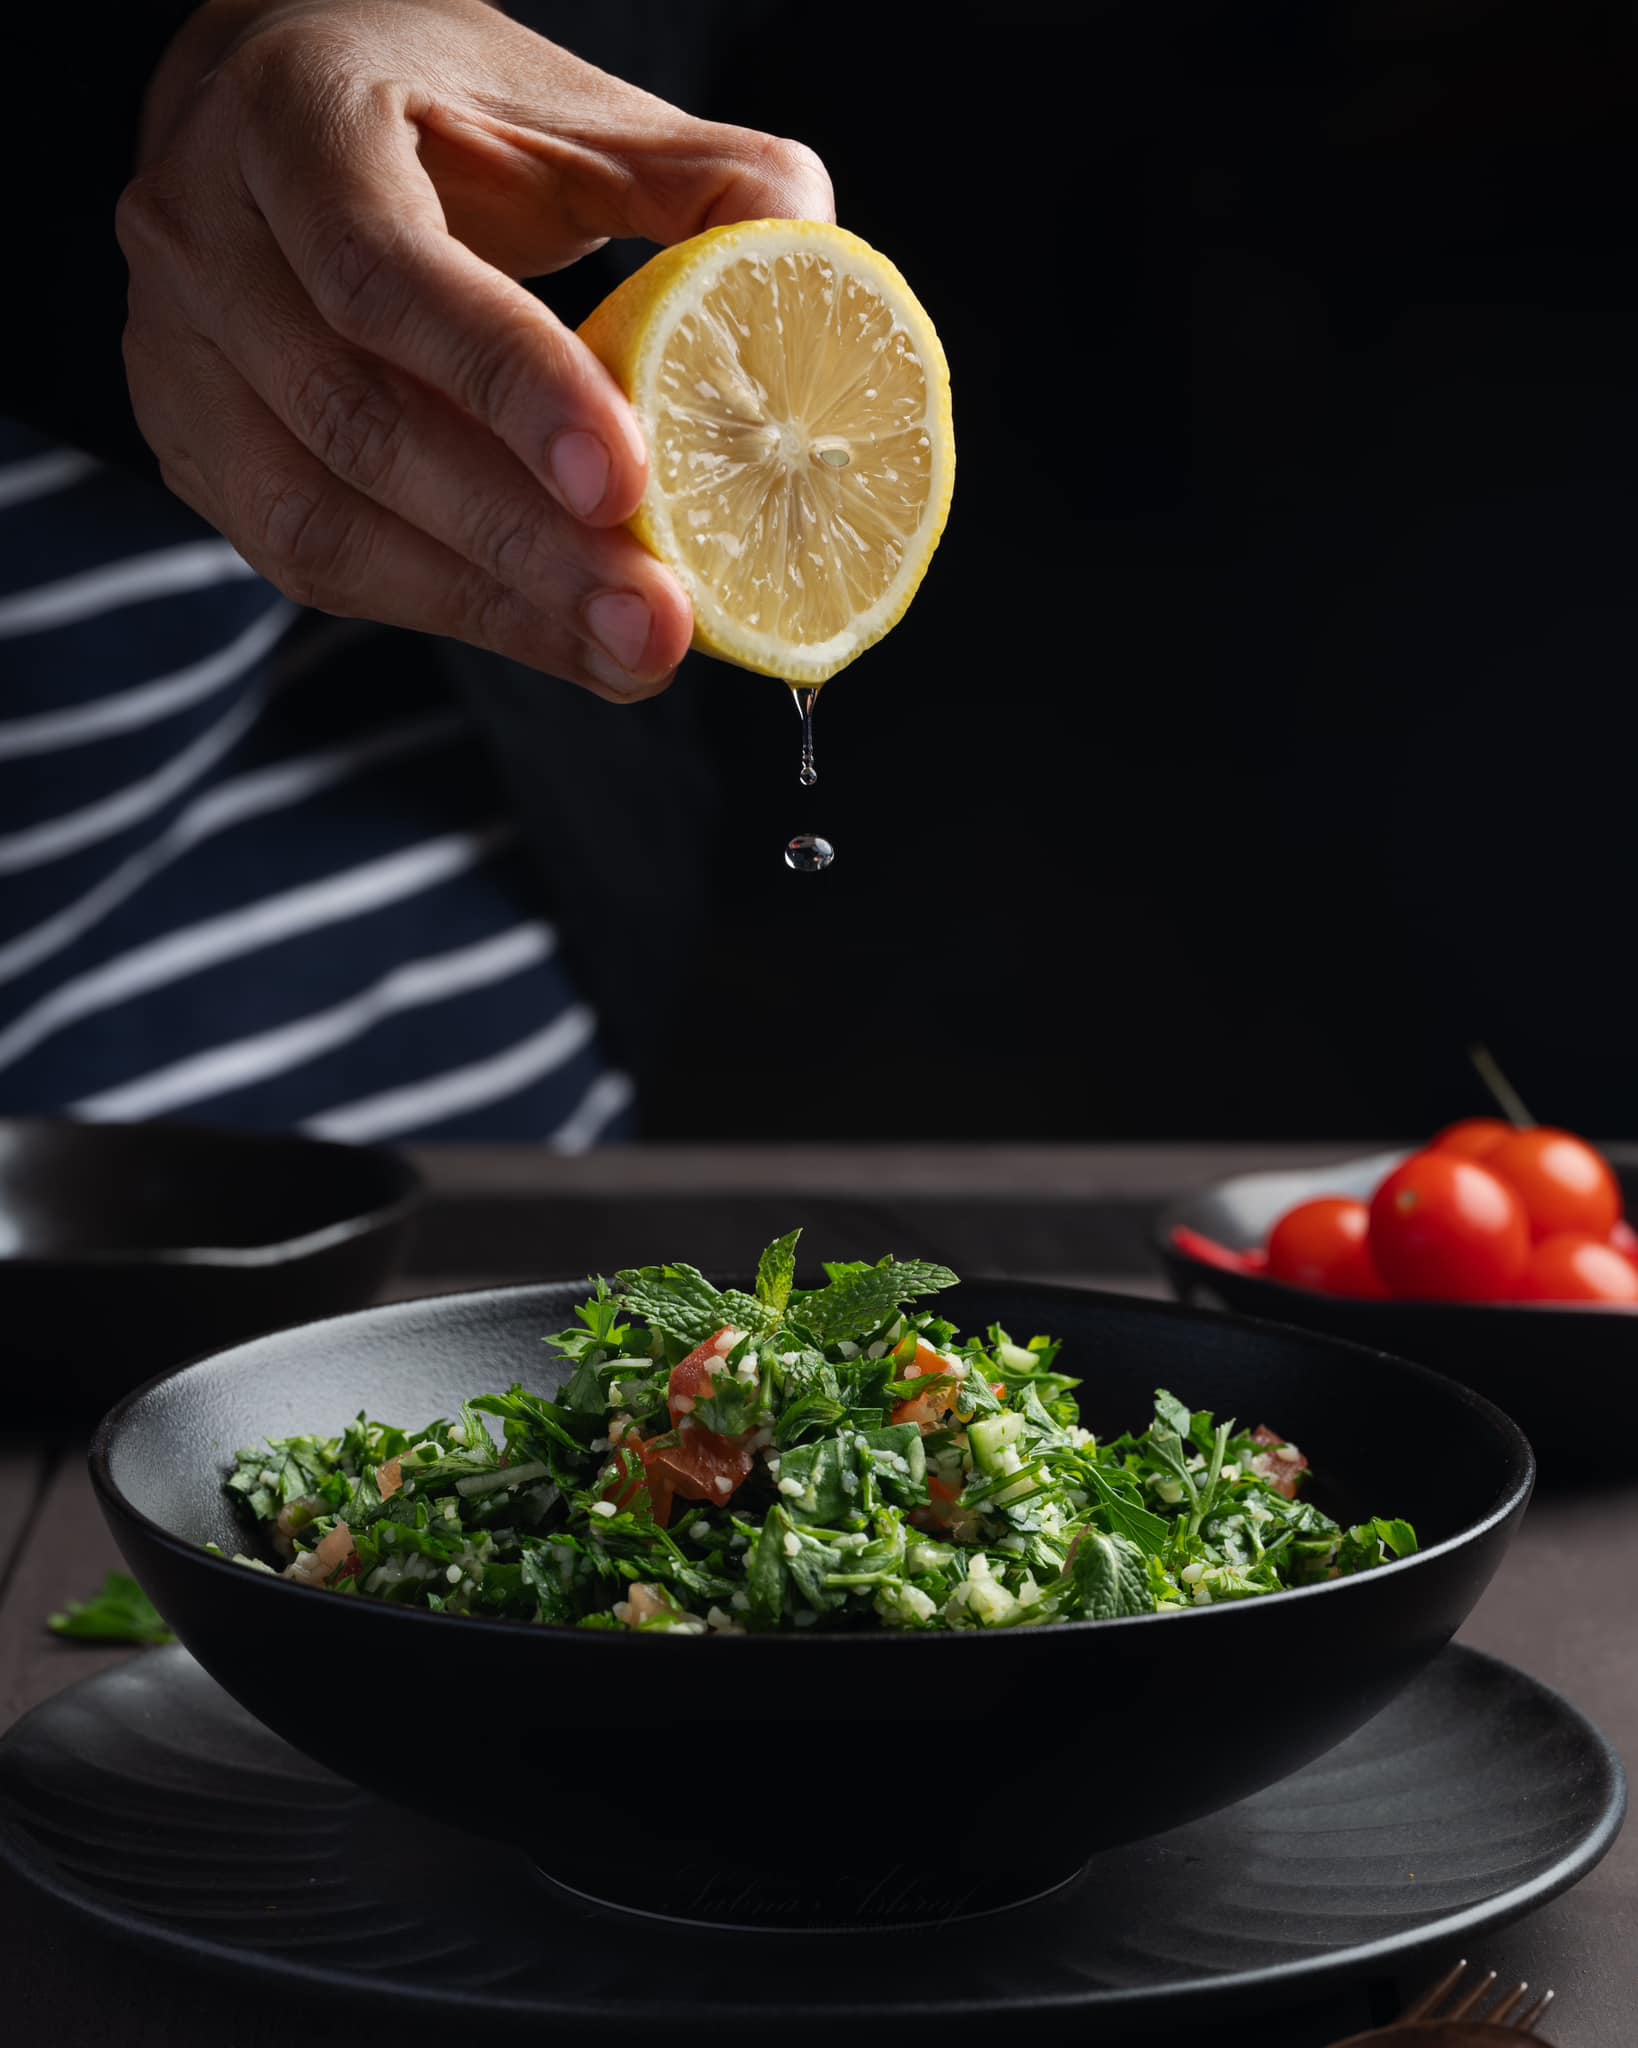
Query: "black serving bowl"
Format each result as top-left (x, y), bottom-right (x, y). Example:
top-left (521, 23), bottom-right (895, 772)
top-left (1, 1118), bottom-right (421, 1424)
top-left (91, 1277), bottom-right (1532, 1930)
top-left (1156, 1146), bottom-right (1638, 1478)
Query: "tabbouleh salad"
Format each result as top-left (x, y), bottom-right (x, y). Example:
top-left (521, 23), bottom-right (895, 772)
top-left (219, 1233), bottom-right (1417, 1632)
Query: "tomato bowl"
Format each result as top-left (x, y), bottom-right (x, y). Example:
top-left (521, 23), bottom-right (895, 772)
top-left (1157, 1146), bottom-right (1638, 1476)
top-left (91, 1277), bottom-right (1531, 1929)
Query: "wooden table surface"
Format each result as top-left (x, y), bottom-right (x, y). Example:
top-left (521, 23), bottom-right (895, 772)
top-left (2, 1143), bottom-right (1633, 2046)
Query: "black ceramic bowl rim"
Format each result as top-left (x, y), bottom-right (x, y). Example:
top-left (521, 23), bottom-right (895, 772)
top-left (89, 1274), bottom-right (1535, 1650)
top-left (1156, 1143), bottom-right (1638, 1325)
top-left (0, 1118), bottom-right (422, 1271)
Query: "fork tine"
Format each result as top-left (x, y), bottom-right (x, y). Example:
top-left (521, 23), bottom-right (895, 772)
top-left (1447, 1967), bottom-right (1500, 2019)
top-left (1516, 1987), bottom-right (1556, 2033)
top-left (1403, 1957), bottom-right (1470, 2020)
top-left (1488, 1982), bottom-right (1532, 2025)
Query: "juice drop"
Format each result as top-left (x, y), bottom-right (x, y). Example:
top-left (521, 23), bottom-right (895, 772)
top-left (794, 686), bottom-right (818, 787)
top-left (785, 834), bottom-right (835, 872)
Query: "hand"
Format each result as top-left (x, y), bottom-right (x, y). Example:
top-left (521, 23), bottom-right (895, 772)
top-left (116, 0), bottom-right (833, 700)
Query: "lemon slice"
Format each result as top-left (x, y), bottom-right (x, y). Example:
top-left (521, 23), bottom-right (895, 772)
top-left (578, 219), bottom-right (953, 685)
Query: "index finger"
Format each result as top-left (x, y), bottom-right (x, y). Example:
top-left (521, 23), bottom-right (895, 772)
top-left (237, 103), bottom-right (650, 529)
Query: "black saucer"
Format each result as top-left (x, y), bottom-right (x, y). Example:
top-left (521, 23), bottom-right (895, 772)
top-left (0, 1644), bottom-right (1622, 2037)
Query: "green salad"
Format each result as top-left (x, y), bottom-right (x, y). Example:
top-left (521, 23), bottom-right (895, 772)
top-left (220, 1233), bottom-right (1418, 1632)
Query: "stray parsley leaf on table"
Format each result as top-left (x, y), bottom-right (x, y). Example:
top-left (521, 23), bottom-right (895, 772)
top-left (48, 1572), bottom-right (174, 1646)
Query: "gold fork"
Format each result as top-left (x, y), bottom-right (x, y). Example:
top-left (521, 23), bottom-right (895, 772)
top-left (1328, 1958), bottom-right (1557, 2044)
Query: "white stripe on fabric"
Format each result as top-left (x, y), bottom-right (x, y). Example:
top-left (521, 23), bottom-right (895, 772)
top-left (304, 1006), bottom-right (596, 1144)
top-left (0, 823), bottom-right (515, 1078)
top-left (547, 1069), bottom-right (636, 1154)
top-left (0, 539), bottom-right (255, 639)
top-left (0, 638), bottom-right (431, 991)
top-left (70, 922), bottom-right (557, 1122)
top-left (0, 448), bottom-right (99, 512)
top-left (0, 601), bottom-right (296, 760)
top-left (0, 688), bottom-right (266, 876)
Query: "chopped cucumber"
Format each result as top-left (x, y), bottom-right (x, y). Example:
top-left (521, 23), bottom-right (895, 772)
top-left (969, 1410), bottom-right (1025, 1475)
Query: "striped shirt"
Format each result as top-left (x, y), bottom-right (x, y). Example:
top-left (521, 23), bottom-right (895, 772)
top-left (0, 417), bottom-right (634, 1147)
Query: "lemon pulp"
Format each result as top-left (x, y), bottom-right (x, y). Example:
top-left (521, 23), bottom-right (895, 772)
top-left (579, 220), bottom-right (954, 685)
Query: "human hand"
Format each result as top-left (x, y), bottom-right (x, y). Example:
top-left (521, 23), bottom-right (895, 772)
top-left (117, 0), bottom-right (832, 699)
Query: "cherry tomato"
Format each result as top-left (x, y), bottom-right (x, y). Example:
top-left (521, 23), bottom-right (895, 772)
top-left (1524, 1232), bottom-right (1638, 1305)
top-left (1484, 1128), bottom-right (1622, 1242)
top-left (1368, 1152), bottom-right (1530, 1301)
top-left (1431, 1117), bottom-right (1514, 1162)
top-left (1610, 1218), bottom-right (1638, 1266)
top-left (1266, 1198), bottom-right (1386, 1298)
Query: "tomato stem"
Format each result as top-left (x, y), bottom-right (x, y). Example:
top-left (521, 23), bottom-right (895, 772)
top-left (1467, 1042), bottom-right (1536, 1128)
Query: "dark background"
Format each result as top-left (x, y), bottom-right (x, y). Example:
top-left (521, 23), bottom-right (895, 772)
top-left (525, 0), bottom-right (1638, 1141)
top-left (20, 0), bottom-right (1638, 1143)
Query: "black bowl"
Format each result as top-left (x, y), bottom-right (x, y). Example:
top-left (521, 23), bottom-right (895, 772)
top-left (1156, 1146), bottom-right (1638, 1477)
top-left (91, 1277), bottom-right (1532, 1930)
top-left (1, 1117), bottom-right (421, 1424)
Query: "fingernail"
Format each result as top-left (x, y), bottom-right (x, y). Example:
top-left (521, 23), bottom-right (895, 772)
top-left (549, 429), bottom-right (611, 518)
top-left (585, 590), bottom-right (653, 676)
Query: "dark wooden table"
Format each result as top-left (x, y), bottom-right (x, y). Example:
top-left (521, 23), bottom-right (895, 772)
top-left (3, 1145), bottom-right (1633, 2045)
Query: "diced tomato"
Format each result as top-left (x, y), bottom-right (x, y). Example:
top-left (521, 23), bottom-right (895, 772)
top-left (668, 1326), bottom-right (745, 1424)
top-left (889, 1340), bottom-right (962, 1432)
top-left (644, 1423), bottom-right (758, 1508)
top-left (600, 1431), bottom-right (674, 1527)
top-left (1248, 1424), bottom-right (1309, 1501)
top-left (891, 1384), bottom-right (958, 1431)
top-left (913, 1471), bottom-right (983, 1542)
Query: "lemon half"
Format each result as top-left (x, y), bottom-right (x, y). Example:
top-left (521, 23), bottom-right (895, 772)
top-left (579, 219), bottom-right (954, 685)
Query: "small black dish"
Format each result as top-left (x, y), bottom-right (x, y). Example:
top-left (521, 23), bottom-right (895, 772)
top-left (0, 1117), bottom-right (421, 1424)
top-left (0, 1642), bottom-right (1622, 2038)
top-left (91, 1277), bottom-right (1533, 1927)
top-left (1155, 1147), bottom-right (1638, 1478)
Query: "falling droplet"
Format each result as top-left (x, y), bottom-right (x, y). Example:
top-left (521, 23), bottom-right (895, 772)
top-left (794, 686), bottom-right (818, 787)
top-left (785, 833), bottom-right (834, 872)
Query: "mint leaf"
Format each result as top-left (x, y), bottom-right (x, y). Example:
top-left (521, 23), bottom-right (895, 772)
top-left (48, 1572), bottom-right (174, 1646)
top-left (1070, 1529), bottom-right (1151, 1619)
top-left (613, 1262), bottom-right (728, 1347)
top-left (756, 1229), bottom-right (802, 1320)
top-left (1153, 1389), bottom-right (1192, 1441)
top-left (794, 1258), bottom-right (958, 1343)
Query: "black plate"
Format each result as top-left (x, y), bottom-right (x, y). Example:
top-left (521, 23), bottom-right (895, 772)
top-left (91, 1276), bottom-right (1532, 1923)
top-left (0, 1116), bottom-right (422, 1424)
top-left (0, 1643), bottom-right (1621, 2037)
top-left (1155, 1147), bottom-right (1638, 1478)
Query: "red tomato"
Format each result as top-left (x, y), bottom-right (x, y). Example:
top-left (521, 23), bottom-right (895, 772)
top-left (1484, 1128), bottom-right (1622, 1242)
top-left (1431, 1118), bottom-right (1514, 1162)
top-left (668, 1327), bottom-right (744, 1424)
top-left (599, 1324), bottom-right (763, 1523)
top-left (1368, 1152), bottom-right (1531, 1301)
top-left (1610, 1218), bottom-right (1638, 1266)
top-left (644, 1424), bottom-right (757, 1507)
top-left (1524, 1232), bottom-right (1638, 1305)
top-left (1266, 1198), bottom-right (1386, 1298)
top-left (601, 1431), bottom-right (674, 1528)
